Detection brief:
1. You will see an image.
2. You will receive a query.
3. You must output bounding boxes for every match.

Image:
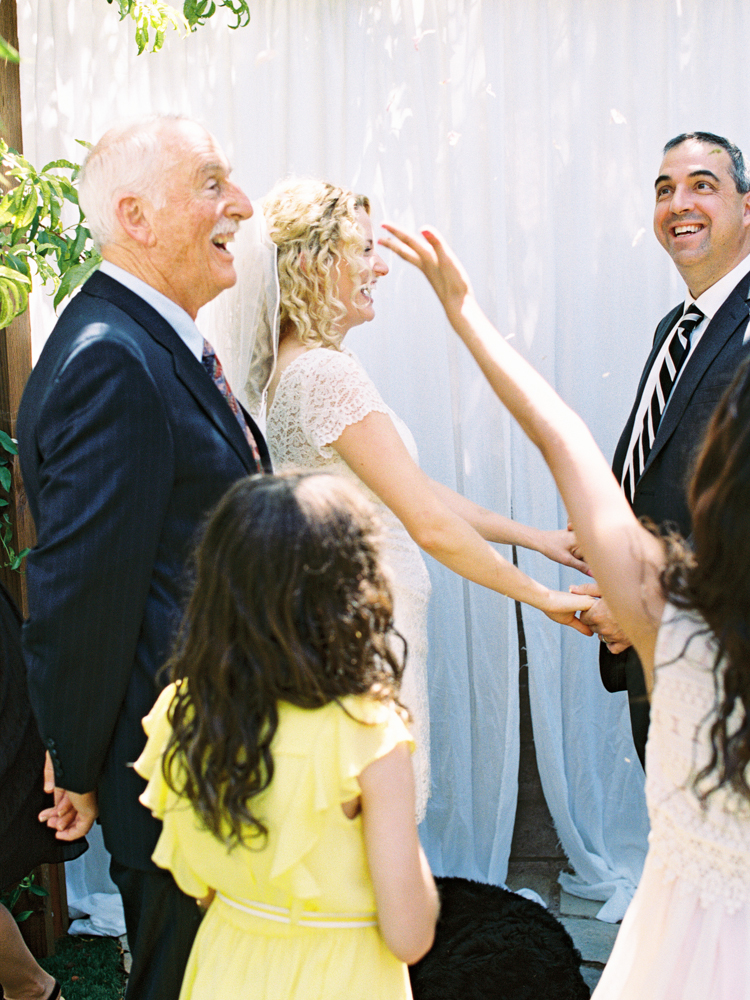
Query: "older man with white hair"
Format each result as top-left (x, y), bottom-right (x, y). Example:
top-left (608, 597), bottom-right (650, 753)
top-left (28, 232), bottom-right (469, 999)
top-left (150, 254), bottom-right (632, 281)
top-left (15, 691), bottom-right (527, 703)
top-left (18, 114), bottom-right (270, 1000)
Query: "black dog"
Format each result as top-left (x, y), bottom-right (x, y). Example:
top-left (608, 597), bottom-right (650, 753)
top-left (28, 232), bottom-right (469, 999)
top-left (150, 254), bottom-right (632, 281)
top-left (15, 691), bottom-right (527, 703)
top-left (409, 876), bottom-right (590, 1000)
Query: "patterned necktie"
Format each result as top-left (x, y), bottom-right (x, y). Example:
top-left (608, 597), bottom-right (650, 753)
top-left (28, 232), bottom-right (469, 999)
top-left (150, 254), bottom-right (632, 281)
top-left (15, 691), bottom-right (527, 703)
top-left (621, 304), bottom-right (704, 503)
top-left (202, 339), bottom-right (262, 469)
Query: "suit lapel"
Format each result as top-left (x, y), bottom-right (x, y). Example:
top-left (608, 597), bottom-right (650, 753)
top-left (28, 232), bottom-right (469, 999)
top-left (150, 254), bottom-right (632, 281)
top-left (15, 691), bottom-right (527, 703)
top-left (642, 270), bottom-right (750, 478)
top-left (83, 271), bottom-right (263, 472)
top-left (611, 303), bottom-right (682, 483)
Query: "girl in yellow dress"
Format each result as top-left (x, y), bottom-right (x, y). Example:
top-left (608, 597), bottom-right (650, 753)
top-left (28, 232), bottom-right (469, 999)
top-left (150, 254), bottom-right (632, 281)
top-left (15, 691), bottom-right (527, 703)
top-left (135, 471), bottom-right (439, 1000)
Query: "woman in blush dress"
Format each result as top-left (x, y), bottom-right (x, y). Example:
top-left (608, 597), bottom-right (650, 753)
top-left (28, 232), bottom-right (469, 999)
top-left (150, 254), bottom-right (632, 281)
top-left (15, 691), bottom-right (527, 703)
top-left (251, 179), bottom-right (594, 821)
top-left (381, 222), bottom-right (750, 999)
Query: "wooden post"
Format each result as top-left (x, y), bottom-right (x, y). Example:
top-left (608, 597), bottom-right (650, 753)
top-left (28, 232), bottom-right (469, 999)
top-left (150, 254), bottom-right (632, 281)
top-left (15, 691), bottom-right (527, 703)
top-left (0, 315), bottom-right (35, 615)
top-left (0, 0), bottom-right (34, 615)
top-left (11, 864), bottom-right (70, 958)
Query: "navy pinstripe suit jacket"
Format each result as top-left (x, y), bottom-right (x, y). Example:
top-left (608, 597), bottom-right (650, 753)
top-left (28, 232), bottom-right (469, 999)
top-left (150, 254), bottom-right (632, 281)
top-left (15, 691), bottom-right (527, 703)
top-left (600, 268), bottom-right (750, 692)
top-left (18, 270), bottom-right (270, 869)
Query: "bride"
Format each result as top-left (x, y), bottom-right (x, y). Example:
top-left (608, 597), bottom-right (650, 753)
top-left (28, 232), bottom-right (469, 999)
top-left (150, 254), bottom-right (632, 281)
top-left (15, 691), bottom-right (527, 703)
top-left (243, 178), bottom-right (593, 820)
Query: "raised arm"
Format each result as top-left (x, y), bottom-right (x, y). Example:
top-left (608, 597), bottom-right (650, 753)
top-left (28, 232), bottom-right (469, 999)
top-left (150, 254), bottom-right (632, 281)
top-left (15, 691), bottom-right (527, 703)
top-left (379, 224), bottom-right (665, 686)
top-left (333, 412), bottom-right (594, 633)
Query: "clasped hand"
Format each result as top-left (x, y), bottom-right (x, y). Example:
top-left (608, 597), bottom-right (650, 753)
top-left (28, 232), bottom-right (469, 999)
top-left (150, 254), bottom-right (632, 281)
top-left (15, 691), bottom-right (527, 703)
top-left (563, 523), bottom-right (631, 652)
top-left (568, 584), bottom-right (632, 654)
top-left (40, 751), bottom-right (98, 841)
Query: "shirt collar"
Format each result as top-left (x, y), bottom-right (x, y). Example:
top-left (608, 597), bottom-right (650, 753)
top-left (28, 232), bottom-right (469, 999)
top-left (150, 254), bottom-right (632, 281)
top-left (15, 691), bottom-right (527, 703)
top-left (687, 252), bottom-right (750, 321)
top-left (98, 260), bottom-right (204, 361)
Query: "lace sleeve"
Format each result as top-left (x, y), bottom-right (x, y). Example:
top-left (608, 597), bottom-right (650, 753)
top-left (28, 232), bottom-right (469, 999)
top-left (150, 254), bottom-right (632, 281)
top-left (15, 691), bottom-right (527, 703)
top-left (292, 349), bottom-right (390, 453)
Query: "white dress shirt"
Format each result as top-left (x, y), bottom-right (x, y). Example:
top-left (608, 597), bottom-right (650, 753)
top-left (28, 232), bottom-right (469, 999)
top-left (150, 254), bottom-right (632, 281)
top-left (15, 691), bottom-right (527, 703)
top-left (623, 252), bottom-right (750, 477)
top-left (98, 260), bottom-right (204, 361)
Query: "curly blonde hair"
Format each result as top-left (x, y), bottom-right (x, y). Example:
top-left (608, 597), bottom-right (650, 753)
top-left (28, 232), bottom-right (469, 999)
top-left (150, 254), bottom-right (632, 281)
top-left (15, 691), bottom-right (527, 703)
top-left (262, 178), bottom-right (371, 349)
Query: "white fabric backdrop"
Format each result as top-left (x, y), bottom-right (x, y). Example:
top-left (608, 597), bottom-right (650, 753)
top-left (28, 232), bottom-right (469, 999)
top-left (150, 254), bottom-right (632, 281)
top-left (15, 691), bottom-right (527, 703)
top-left (18, 0), bottom-right (750, 921)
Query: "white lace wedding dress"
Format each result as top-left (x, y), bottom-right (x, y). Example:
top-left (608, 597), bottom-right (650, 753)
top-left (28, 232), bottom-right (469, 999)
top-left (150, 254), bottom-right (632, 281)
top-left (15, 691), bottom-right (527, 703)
top-left (265, 347), bottom-right (431, 821)
top-left (592, 603), bottom-right (750, 1000)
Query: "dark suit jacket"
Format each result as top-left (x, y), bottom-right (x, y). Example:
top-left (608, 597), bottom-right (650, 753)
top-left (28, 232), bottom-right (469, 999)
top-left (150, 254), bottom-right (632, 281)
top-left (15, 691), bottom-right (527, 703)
top-left (601, 268), bottom-right (750, 692)
top-left (0, 580), bottom-right (87, 887)
top-left (18, 270), bottom-right (271, 870)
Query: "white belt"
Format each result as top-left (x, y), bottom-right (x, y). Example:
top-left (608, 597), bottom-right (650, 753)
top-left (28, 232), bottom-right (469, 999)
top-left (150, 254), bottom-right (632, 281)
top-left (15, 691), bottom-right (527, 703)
top-left (216, 893), bottom-right (378, 929)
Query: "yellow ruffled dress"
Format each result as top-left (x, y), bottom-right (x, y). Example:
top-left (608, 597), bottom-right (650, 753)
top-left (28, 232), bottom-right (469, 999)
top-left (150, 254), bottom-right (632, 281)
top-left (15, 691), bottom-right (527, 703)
top-left (135, 684), bottom-right (415, 1000)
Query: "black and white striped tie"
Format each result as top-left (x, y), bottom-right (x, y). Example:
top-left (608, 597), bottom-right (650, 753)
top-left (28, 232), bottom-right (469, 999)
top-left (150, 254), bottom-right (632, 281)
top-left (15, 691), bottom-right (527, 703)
top-left (621, 304), bottom-right (704, 503)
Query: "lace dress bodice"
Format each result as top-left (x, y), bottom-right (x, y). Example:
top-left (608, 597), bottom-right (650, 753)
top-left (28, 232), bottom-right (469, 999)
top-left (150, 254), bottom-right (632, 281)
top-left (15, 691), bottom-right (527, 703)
top-left (267, 348), bottom-right (411, 526)
top-left (646, 605), bottom-right (750, 913)
top-left (266, 347), bottom-right (431, 819)
top-left (592, 603), bottom-right (750, 999)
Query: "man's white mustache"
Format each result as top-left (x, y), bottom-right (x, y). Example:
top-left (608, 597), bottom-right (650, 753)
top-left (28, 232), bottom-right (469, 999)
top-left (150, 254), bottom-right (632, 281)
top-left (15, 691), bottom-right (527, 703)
top-left (210, 222), bottom-right (240, 240)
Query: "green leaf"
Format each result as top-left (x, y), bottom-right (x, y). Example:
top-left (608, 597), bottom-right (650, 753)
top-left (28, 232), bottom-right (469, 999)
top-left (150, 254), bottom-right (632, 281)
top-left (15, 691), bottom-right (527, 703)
top-left (0, 274), bottom-right (29, 329)
top-left (184, 0), bottom-right (215, 26)
top-left (27, 205), bottom-right (42, 242)
top-left (0, 265), bottom-right (31, 287)
top-left (0, 284), bottom-right (12, 328)
top-left (41, 157), bottom-right (81, 173)
top-left (14, 910), bottom-right (33, 923)
top-left (0, 429), bottom-right (18, 454)
top-left (3, 253), bottom-right (31, 275)
top-left (10, 548), bottom-right (29, 570)
top-left (38, 176), bottom-right (52, 220)
top-left (182, 0), bottom-right (249, 28)
top-left (17, 185), bottom-right (38, 229)
top-left (0, 467), bottom-right (12, 491)
top-left (64, 224), bottom-right (89, 264)
top-left (53, 253), bottom-right (100, 310)
top-left (34, 232), bottom-right (66, 253)
top-left (222, 0), bottom-right (250, 29)
top-left (35, 260), bottom-right (57, 284)
top-left (0, 204), bottom-right (16, 229)
top-left (0, 35), bottom-right (20, 64)
top-left (0, 189), bottom-right (24, 228)
top-left (134, 23), bottom-right (148, 54)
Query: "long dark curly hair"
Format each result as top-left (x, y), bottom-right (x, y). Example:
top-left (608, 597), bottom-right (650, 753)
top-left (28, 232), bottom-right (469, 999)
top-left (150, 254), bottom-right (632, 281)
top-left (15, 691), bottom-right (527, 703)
top-left (661, 354), bottom-right (750, 802)
top-left (161, 471), bottom-right (406, 846)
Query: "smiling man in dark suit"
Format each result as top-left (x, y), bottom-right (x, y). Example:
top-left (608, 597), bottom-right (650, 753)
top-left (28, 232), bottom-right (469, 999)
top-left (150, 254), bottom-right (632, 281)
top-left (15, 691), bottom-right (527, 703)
top-left (18, 114), bottom-right (270, 1000)
top-left (572, 132), bottom-right (750, 768)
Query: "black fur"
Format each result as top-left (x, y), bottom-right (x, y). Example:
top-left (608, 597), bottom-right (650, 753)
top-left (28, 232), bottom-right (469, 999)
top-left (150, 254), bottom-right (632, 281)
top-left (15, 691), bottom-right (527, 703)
top-left (409, 876), bottom-right (590, 1000)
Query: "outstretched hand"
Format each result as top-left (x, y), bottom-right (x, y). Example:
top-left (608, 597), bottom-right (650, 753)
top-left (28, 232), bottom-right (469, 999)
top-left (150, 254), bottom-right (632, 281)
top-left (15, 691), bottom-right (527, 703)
top-left (543, 590), bottom-right (596, 636)
top-left (538, 528), bottom-right (591, 576)
top-left (379, 224), bottom-right (473, 319)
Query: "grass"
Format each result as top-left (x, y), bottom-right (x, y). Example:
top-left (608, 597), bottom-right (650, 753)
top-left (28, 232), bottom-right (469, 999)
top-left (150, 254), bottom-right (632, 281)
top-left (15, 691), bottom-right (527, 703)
top-left (39, 935), bottom-right (126, 1000)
